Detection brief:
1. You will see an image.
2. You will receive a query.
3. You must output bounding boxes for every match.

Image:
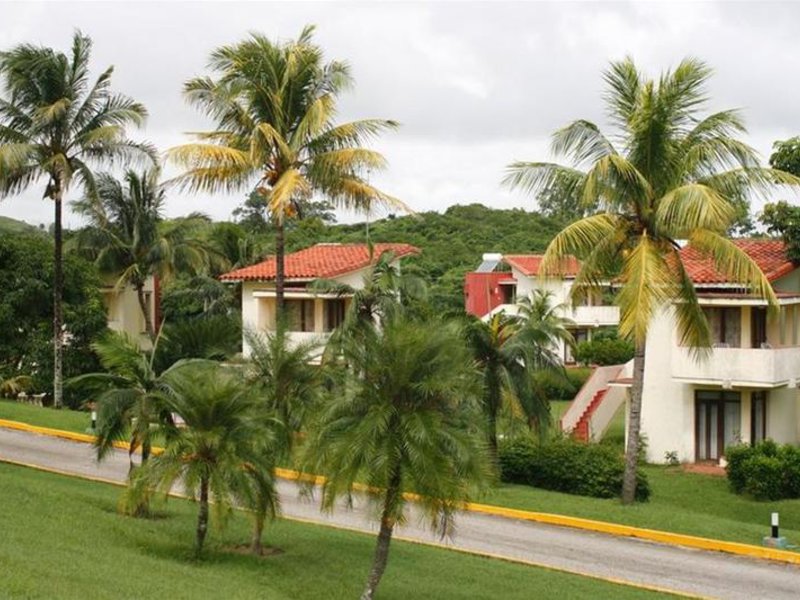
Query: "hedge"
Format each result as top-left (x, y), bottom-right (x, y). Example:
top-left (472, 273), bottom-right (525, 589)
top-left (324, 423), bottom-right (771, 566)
top-left (498, 437), bottom-right (650, 502)
top-left (726, 440), bottom-right (800, 500)
top-left (533, 367), bottom-right (593, 401)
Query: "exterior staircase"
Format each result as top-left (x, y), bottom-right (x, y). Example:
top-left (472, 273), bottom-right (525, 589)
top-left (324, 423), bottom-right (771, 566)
top-left (560, 361), bottom-right (632, 443)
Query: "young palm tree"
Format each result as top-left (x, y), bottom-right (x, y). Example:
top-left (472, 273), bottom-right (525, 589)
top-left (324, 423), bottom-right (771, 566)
top-left (73, 169), bottom-right (211, 342)
top-left (0, 32), bottom-right (154, 407)
top-left (69, 332), bottom-right (172, 473)
top-left (128, 361), bottom-right (276, 557)
top-left (504, 57), bottom-right (796, 503)
top-left (168, 26), bottom-right (407, 315)
top-left (305, 315), bottom-right (490, 600)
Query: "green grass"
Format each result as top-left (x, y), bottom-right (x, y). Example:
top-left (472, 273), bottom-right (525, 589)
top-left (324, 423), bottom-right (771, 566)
top-left (0, 463), bottom-right (670, 600)
top-left (0, 399), bottom-right (91, 433)
top-left (487, 465), bottom-right (800, 549)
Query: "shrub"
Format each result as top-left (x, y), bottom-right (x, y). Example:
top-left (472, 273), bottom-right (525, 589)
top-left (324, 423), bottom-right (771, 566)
top-left (534, 367), bottom-right (593, 401)
top-left (498, 436), bottom-right (650, 502)
top-left (573, 332), bottom-right (634, 366)
top-left (726, 440), bottom-right (800, 500)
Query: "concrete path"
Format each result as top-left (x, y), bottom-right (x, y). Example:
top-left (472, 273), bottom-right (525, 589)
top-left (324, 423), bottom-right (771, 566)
top-left (2, 427), bottom-right (799, 599)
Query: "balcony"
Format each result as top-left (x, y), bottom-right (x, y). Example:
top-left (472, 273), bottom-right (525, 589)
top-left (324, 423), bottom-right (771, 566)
top-left (569, 305), bottom-right (620, 327)
top-left (671, 346), bottom-right (800, 387)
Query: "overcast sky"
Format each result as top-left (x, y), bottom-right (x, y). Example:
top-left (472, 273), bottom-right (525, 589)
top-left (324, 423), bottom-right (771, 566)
top-left (1, 1), bottom-right (799, 228)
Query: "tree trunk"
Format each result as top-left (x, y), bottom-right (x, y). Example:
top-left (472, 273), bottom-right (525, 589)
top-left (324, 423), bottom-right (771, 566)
top-left (275, 219), bottom-right (286, 319)
top-left (52, 183), bottom-right (64, 409)
top-left (621, 342), bottom-right (646, 504)
top-left (487, 408), bottom-right (499, 472)
top-left (135, 282), bottom-right (156, 343)
top-left (195, 476), bottom-right (210, 557)
top-left (361, 467), bottom-right (402, 600)
top-left (250, 512), bottom-right (265, 555)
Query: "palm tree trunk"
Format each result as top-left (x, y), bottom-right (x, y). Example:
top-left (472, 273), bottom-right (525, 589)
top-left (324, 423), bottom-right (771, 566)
top-left (487, 408), bottom-right (499, 471)
top-left (135, 282), bottom-right (156, 343)
top-left (195, 475), bottom-right (210, 557)
top-left (360, 466), bottom-right (402, 600)
top-left (621, 342), bottom-right (645, 504)
top-left (250, 511), bottom-right (265, 555)
top-left (52, 183), bottom-right (64, 409)
top-left (275, 219), bottom-right (286, 319)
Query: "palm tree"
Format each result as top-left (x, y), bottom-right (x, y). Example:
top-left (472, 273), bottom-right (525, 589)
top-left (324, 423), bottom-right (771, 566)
top-left (0, 32), bottom-right (154, 407)
top-left (304, 314), bottom-right (490, 600)
top-left (504, 57), bottom-right (796, 503)
top-left (127, 361), bottom-right (276, 557)
top-left (70, 332), bottom-right (171, 471)
top-left (245, 326), bottom-right (321, 454)
top-left (168, 26), bottom-right (407, 317)
top-left (73, 169), bottom-right (211, 342)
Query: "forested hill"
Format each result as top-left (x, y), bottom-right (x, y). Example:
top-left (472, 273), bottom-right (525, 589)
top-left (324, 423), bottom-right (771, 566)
top-left (281, 204), bottom-right (566, 311)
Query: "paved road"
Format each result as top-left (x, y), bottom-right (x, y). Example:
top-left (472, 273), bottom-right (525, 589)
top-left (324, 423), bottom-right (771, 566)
top-left (2, 427), bottom-right (799, 599)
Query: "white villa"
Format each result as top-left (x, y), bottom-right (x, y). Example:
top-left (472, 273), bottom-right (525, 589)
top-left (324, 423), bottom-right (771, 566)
top-left (220, 242), bottom-right (419, 357)
top-left (100, 275), bottom-right (159, 348)
top-left (464, 253), bottom-right (620, 362)
top-left (562, 239), bottom-right (800, 464)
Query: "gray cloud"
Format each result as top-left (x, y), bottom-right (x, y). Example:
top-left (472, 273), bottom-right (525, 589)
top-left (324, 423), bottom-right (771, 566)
top-left (1, 1), bottom-right (799, 228)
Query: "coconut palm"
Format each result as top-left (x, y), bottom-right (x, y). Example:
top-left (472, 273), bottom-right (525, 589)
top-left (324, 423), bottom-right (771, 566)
top-left (504, 57), bottom-right (796, 503)
top-left (0, 32), bottom-right (154, 407)
top-left (127, 361), bottom-right (277, 557)
top-left (72, 169), bottom-right (211, 342)
top-left (304, 314), bottom-right (490, 600)
top-left (168, 25), bottom-right (406, 317)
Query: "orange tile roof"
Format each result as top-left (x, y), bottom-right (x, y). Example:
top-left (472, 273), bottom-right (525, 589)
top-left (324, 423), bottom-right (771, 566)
top-left (503, 254), bottom-right (582, 277)
top-left (680, 239), bottom-right (795, 284)
top-left (219, 243), bottom-right (420, 282)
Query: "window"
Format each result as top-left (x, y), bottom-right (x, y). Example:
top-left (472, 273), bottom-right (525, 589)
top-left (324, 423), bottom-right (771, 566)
top-left (751, 307), bottom-right (767, 348)
top-left (324, 299), bottom-right (346, 332)
top-left (285, 299), bottom-right (315, 332)
top-left (751, 391), bottom-right (767, 444)
top-left (695, 390), bottom-right (741, 461)
top-left (704, 307), bottom-right (741, 347)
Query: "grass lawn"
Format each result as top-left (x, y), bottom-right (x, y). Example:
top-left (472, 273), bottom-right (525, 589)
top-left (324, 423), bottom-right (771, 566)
top-left (0, 463), bottom-right (671, 600)
top-left (0, 399), bottom-right (90, 433)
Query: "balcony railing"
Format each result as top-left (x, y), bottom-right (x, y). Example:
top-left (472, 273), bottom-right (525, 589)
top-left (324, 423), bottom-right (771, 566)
top-left (569, 305), bottom-right (620, 326)
top-left (671, 346), bottom-right (800, 387)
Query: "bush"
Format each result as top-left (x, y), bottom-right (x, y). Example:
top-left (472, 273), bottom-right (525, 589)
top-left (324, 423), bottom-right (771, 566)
top-left (534, 367), bottom-right (592, 401)
top-left (498, 437), bottom-right (650, 502)
top-left (726, 440), bottom-right (800, 500)
top-left (573, 331), bottom-right (634, 366)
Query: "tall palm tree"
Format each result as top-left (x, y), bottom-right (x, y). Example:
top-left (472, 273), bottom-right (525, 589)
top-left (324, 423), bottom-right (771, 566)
top-left (168, 26), bottom-right (407, 316)
top-left (73, 169), bottom-right (211, 342)
top-left (127, 361), bottom-right (277, 557)
top-left (304, 314), bottom-right (490, 600)
top-left (0, 32), bottom-right (154, 407)
top-left (504, 57), bottom-right (796, 503)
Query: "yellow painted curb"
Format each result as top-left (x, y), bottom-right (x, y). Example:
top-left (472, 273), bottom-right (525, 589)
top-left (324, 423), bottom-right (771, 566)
top-left (2, 418), bottom-right (800, 567)
top-left (0, 457), bottom-right (699, 599)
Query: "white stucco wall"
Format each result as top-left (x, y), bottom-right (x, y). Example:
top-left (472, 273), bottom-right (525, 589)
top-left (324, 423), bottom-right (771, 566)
top-left (103, 275), bottom-right (157, 348)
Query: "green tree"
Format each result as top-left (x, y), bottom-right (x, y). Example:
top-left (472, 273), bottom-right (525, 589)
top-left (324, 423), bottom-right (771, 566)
top-left (0, 231), bottom-right (107, 407)
top-left (0, 32), bottom-right (153, 407)
top-left (305, 314), bottom-right (490, 600)
top-left (73, 170), bottom-right (211, 341)
top-left (536, 169), bottom-right (597, 222)
top-left (128, 361), bottom-right (276, 557)
top-left (504, 57), bottom-right (793, 503)
top-left (234, 188), bottom-right (336, 232)
top-left (769, 136), bottom-right (800, 176)
top-left (168, 26), bottom-right (405, 317)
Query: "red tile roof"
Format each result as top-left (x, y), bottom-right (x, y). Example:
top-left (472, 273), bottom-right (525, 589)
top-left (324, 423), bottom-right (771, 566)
top-left (680, 239), bottom-right (795, 284)
top-left (219, 243), bottom-right (420, 282)
top-left (503, 255), bottom-right (582, 277)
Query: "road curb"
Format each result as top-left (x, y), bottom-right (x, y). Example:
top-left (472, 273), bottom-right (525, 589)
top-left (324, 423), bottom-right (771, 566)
top-left (2, 418), bottom-right (800, 566)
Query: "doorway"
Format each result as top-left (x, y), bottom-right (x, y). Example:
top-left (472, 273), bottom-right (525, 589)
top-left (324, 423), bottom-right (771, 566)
top-left (695, 390), bottom-right (741, 461)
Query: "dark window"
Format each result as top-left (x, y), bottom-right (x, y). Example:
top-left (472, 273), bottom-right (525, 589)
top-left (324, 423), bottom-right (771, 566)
top-left (705, 307), bottom-right (741, 347)
top-left (751, 391), bottom-right (767, 444)
top-left (286, 299), bottom-right (315, 332)
top-left (324, 299), bottom-right (346, 332)
top-left (751, 307), bottom-right (767, 348)
top-left (695, 390), bottom-right (741, 461)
